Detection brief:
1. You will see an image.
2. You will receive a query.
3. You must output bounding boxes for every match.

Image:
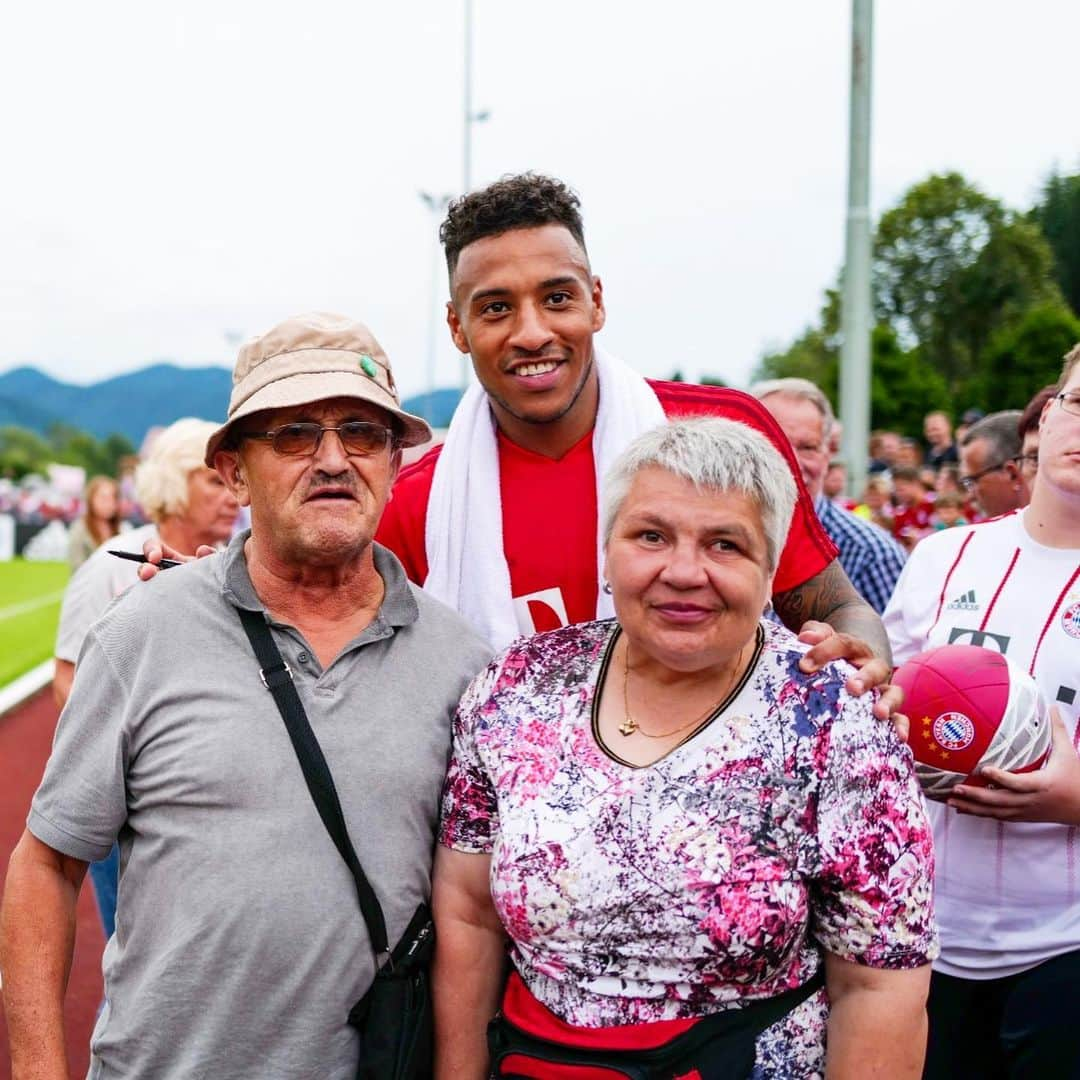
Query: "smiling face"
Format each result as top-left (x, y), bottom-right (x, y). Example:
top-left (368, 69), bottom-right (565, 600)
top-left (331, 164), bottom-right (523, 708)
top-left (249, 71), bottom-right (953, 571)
top-left (446, 224), bottom-right (606, 454)
top-left (215, 396), bottom-right (400, 568)
top-left (603, 467), bottom-right (773, 675)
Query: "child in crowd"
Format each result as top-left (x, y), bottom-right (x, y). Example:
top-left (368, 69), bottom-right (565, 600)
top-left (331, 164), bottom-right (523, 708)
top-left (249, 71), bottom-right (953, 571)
top-left (931, 492), bottom-right (969, 530)
top-left (823, 460), bottom-right (855, 509)
top-left (891, 466), bottom-right (935, 550)
top-left (853, 475), bottom-right (895, 534)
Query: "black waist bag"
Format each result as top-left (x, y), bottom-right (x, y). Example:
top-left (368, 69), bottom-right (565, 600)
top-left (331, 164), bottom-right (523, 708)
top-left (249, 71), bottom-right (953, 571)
top-left (487, 969), bottom-right (824, 1080)
top-left (238, 608), bottom-right (434, 1080)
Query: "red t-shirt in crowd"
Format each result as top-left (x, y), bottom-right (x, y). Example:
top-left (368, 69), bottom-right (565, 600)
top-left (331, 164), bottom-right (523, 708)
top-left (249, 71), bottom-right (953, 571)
top-left (375, 379), bottom-right (837, 635)
top-left (892, 497), bottom-right (935, 545)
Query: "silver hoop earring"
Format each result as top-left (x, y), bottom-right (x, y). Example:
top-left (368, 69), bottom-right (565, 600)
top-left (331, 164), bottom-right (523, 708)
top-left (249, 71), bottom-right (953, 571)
top-left (601, 580), bottom-right (613, 595)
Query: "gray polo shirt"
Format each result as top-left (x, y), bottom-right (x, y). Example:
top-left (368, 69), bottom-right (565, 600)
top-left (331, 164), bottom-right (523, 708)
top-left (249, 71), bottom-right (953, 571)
top-left (29, 532), bottom-right (491, 1080)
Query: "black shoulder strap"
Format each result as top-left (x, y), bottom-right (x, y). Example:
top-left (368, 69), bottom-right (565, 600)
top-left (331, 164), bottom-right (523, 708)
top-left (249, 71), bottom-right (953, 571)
top-left (236, 606), bottom-right (389, 959)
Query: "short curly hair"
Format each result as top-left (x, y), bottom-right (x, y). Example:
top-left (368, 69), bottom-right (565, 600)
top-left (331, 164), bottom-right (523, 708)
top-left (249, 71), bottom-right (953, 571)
top-left (440, 173), bottom-right (587, 277)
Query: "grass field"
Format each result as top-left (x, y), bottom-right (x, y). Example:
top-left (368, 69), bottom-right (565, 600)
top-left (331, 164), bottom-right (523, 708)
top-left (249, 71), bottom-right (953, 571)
top-left (0, 559), bottom-right (69, 687)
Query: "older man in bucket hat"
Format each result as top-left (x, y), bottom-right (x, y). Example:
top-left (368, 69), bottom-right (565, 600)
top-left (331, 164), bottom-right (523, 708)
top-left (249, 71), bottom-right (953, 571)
top-left (1, 313), bottom-right (492, 1079)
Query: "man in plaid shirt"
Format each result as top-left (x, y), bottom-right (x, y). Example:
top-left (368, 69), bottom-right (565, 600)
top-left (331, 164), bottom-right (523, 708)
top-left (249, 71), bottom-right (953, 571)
top-left (752, 378), bottom-right (907, 614)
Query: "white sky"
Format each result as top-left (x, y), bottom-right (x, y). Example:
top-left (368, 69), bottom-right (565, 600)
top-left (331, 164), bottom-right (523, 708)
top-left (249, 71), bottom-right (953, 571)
top-left (2, 1), bottom-right (1077, 399)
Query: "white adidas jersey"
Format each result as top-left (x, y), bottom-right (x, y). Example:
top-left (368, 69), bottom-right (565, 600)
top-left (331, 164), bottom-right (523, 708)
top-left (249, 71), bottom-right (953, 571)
top-left (884, 511), bottom-right (1080, 979)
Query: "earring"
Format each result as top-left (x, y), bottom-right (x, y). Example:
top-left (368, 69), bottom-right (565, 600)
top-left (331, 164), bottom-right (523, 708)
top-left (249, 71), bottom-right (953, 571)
top-left (601, 580), bottom-right (613, 595)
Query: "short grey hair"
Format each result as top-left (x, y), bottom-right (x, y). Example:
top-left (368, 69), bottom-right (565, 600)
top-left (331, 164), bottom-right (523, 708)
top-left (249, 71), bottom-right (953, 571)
top-left (135, 418), bottom-right (219, 524)
top-left (961, 410), bottom-right (1022, 465)
top-left (601, 418), bottom-right (797, 575)
top-left (748, 377), bottom-right (835, 443)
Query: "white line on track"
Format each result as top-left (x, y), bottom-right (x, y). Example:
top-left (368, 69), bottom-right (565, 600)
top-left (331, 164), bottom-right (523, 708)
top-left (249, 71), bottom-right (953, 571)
top-left (0, 590), bottom-right (65, 621)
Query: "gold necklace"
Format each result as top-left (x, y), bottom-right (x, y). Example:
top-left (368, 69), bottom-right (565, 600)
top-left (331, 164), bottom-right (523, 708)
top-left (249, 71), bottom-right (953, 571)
top-left (619, 637), bottom-right (746, 739)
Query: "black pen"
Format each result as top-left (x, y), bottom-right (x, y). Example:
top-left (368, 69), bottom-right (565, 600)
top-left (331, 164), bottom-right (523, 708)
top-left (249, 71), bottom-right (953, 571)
top-left (108, 549), bottom-right (182, 570)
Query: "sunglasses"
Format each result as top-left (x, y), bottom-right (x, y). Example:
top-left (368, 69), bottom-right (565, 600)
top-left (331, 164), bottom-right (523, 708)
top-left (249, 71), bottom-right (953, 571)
top-left (237, 421), bottom-right (395, 457)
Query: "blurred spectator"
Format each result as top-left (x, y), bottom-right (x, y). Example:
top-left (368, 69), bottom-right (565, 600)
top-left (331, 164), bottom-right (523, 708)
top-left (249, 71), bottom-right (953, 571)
top-left (1016, 385), bottom-right (1056, 488)
top-left (931, 492), bottom-right (969, 530)
top-left (935, 465), bottom-right (977, 520)
top-left (51, 418), bottom-right (239, 941)
top-left (896, 437), bottom-right (924, 469)
top-left (867, 430), bottom-right (900, 475)
top-left (955, 406), bottom-right (985, 445)
top-left (752, 377), bottom-right (907, 613)
top-left (67, 476), bottom-right (121, 571)
top-left (959, 411), bottom-right (1028, 519)
top-left (892, 466), bottom-right (935, 550)
top-left (823, 459), bottom-right (852, 505)
top-left (828, 418), bottom-right (843, 457)
top-left (117, 454), bottom-right (144, 524)
top-left (854, 475), bottom-right (895, 534)
top-left (918, 465), bottom-right (939, 492)
top-left (935, 465), bottom-right (963, 497)
top-left (923, 410), bottom-right (959, 470)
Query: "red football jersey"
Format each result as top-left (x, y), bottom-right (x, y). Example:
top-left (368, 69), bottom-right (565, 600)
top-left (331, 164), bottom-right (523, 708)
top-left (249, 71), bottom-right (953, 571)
top-left (375, 379), bottom-right (837, 633)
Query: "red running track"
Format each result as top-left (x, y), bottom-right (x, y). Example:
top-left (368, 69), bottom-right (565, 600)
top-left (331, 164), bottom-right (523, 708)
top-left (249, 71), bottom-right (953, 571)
top-left (0, 688), bottom-right (104, 1079)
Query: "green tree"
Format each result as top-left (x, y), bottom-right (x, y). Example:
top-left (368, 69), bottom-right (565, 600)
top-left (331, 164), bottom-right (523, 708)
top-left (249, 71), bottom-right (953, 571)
top-left (1031, 168), bottom-right (1080, 318)
top-left (974, 302), bottom-right (1080, 412)
top-left (867, 327), bottom-right (950, 435)
top-left (752, 325), bottom-right (838, 396)
top-left (47, 423), bottom-right (135, 477)
top-left (873, 172), bottom-right (1059, 395)
top-left (751, 288), bottom-right (842, 397)
top-left (0, 426), bottom-right (53, 479)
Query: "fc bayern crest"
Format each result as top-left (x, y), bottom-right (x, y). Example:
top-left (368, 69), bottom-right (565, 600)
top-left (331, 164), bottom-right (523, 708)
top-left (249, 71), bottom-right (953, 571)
top-left (933, 712), bottom-right (976, 751)
top-left (1062, 601), bottom-right (1080, 640)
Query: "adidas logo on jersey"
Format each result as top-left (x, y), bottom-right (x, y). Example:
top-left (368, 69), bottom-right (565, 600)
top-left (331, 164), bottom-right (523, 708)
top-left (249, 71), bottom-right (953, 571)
top-left (946, 589), bottom-right (979, 611)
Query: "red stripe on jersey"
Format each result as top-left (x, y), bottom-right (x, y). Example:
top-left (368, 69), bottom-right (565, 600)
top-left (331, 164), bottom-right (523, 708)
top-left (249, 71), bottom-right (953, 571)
top-left (1029, 563), bottom-right (1080, 677)
top-left (979, 548), bottom-right (1020, 631)
top-left (929, 532), bottom-right (976, 636)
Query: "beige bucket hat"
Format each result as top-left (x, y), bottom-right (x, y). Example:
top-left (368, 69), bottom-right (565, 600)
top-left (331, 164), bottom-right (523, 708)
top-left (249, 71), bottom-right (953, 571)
top-left (204, 311), bottom-right (432, 465)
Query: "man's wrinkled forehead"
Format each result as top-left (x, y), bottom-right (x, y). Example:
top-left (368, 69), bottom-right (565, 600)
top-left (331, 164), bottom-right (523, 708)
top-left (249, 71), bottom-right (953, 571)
top-left (236, 396), bottom-right (395, 434)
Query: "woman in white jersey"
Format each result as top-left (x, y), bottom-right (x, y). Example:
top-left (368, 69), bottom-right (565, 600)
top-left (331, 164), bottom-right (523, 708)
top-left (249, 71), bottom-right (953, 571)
top-left (883, 345), bottom-right (1080, 1079)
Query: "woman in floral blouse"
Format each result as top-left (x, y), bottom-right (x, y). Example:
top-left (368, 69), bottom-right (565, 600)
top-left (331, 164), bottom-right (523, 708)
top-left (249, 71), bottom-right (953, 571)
top-left (433, 418), bottom-right (936, 1079)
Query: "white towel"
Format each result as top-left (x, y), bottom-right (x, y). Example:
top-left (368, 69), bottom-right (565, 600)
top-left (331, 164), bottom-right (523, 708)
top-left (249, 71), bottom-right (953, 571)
top-left (423, 347), bottom-right (666, 649)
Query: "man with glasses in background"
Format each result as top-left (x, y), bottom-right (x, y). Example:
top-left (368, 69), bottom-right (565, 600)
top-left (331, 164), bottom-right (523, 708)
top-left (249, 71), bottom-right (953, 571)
top-left (1, 313), bottom-right (491, 1078)
top-left (750, 377), bottom-right (906, 614)
top-left (958, 410), bottom-right (1031, 518)
top-left (883, 343), bottom-right (1080, 1077)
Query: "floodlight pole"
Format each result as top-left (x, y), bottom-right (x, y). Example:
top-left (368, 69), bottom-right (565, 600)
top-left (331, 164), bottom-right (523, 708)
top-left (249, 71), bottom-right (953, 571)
top-left (463, 0), bottom-right (474, 195)
top-left (839, 0), bottom-right (874, 498)
top-left (420, 192), bottom-right (453, 424)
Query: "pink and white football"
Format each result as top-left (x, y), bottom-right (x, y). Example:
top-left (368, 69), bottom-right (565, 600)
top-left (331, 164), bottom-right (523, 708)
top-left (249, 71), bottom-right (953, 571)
top-left (893, 644), bottom-right (1051, 801)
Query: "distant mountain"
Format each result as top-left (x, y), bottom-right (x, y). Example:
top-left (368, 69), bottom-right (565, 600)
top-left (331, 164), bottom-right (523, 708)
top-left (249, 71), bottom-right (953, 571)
top-left (0, 364), bottom-right (231, 445)
top-left (0, 365), bottom-right (464, 446)
top-left (402, 386), bottom-right (463, 428)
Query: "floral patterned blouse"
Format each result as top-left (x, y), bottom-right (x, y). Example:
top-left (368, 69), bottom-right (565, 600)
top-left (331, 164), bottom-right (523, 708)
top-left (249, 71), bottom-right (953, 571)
top-left (439, 618), bottom-right (937, 1077)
